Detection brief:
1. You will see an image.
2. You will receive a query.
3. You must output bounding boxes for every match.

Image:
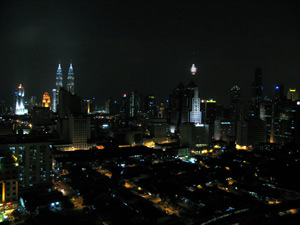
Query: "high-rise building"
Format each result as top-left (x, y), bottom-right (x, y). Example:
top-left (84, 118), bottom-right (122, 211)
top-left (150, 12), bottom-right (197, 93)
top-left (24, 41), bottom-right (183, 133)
top-left (237, 118), bottom-right (266, 147)
top-left (1, 138), bottom-right (53, 192)
top-left (129, 91), bottom-right (142, 117)
top-left (42, 92), bottom-right (51, 108)
top-left (67, 62), bottom-right (74, 94)
top-left (271, 100), bottom-right (297, 145)
top-left (57, 88), bottom-right (91, 150)
top-left (251, 68), bottom-right (263, 117)
top-left (144, 95), bottom-right (157, 119)
top-left (252, 68), bottom-right (263, 103)
top-left (169, 81), bottom-right (202, 128)
top-left (287, 88), bottom-right (298, 102)
top-left (188, 81), bottom-right (202, 124)
top-left (52, 89), bottom-right (57, 112)
top-left (15, 84), bottom-right (28, 115)
top-left (230, 85), bottom-right (241, 138)
top-left (0, 149), bottom-right (19, 213)
top-left (169, 82), bottom-right (186, 127)
top-left (55, 62), bottom-right (63, 111)
top-left (58, 88), bottom-right (81, 119)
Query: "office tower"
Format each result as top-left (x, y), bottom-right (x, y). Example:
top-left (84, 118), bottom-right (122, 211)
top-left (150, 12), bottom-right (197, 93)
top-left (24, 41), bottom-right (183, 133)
top-left (169, 82), bottom-right (185, 127)
top-left (169, 81), bottom-right (203, 128)
top-left (251, 68), bottom-right (263, 117)
top-left (68, 114), bottom-right (91, 150)
top-left (67, 62), bottom-right (74, 94)
top-left (201, 99), bottom-right (216, 124)
top-left (260, 100), bottom-right (273, 142)
top-left (229, 85), bottom-right (241, 138)
top-left (252, 68), bottom-right (263, 103)
top-left (57, 88), bottom-right (90, 150)
top-left (15, 84), bottom-right (28, 115)
top-left (129, 91), bottom-right (142, 117)
top-left (271, 100), bottom-right (297, 145)
top-left (287, 88), bottom-right (298, 101)
top-left (42, 92), bottom-right (51, 108)
top-left (55, 62), bottom-right (63, 110)
top-left (187, 81), bottom-right (202, 124)
top-left (120, 93), bottom-right (129, 122)
top-left (275, 84), bottom-right (285, 101)
top-left (179, 123), bottom-right (209, 147)
top-left (237, 117), bottom-right (266, 147)
top-left (0, 149), bottom-right (19, 213)
top-left (148, 118), bottom-right (168, 142)
top-left (58, 88), bottom-right (81, 119)
top-left (52, 89), bottom-right (57, 112)
top-left (144, 95), bottom-right (157, 119)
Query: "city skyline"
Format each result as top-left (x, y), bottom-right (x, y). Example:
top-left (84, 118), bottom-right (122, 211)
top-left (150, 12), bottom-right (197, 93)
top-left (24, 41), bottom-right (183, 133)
top-left (1, 0), bottom-right (300, 106)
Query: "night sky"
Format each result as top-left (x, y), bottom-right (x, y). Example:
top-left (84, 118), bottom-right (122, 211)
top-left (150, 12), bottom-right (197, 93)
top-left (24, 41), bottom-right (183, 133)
top-left (1, 0), bottom-right (300, 106)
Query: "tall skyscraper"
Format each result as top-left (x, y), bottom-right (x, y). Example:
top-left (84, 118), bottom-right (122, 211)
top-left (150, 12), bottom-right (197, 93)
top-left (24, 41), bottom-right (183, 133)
top-left (67, 62), bottom-right (74, 94)
top-left (252, 68), bottom-right (263, 103)
top-left (15, 84), bottom-right (28, 115)
top-left (251, 68), bottom-right (264, 118)
top-left (55, 62), bottom-right (63, 112)
top-left (187, 81), bottom-right (202, 124)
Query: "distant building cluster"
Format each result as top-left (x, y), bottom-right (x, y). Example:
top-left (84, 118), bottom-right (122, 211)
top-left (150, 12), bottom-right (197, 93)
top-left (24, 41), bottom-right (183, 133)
top-left (0, 64), bottom-right (300, 221)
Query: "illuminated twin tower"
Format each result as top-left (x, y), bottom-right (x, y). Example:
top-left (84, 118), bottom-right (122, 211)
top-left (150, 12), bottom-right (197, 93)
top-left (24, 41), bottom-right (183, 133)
top-left (52, 61), bottom-right (75, 112)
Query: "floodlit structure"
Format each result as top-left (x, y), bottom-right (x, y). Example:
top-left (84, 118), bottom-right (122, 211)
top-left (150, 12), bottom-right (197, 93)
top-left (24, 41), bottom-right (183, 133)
top-left (52, 89), bottom-right (56, 112)
top-left (191, 64), bottom-right (197, 75)
top-left (15, 84), bottom-right (28, 115)
top-left (55, 62), bottom-right (63, 112)
top-left (67, 62), bottom-right (74, 94)
top-left (42, 92), bottom-right (51, 108)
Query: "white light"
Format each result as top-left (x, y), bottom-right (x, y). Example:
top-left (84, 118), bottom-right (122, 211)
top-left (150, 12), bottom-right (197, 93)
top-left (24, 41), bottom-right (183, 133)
top-left (191, 64), bottom-right (197, 75)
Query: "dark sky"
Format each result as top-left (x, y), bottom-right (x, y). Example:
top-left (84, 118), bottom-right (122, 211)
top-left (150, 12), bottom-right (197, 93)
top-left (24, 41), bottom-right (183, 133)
top-left (1, 0), bottom-right (300, 106)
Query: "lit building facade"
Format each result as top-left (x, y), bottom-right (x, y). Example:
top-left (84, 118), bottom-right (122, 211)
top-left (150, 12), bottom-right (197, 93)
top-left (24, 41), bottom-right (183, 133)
top-left (52, 89), bottom-right (56, 112)
top-left (67, 62), bottom-right (74, 94)
top-left (271, 100), bottom-right (297, 145)
top-left (1, 140), bottom-right (52, 192)
top-left (0, 150), bottom-right (19, 215)
top-left (189, 86), bottom-right (202, 124)
top-left (169, 81), bottom-right (204, 133)
top-left (55, 63), bottom-right (63, 112)
top-left (42, 92), bottom-right (51, 108)
top-left (15, 84), bottom-right (28, 115)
